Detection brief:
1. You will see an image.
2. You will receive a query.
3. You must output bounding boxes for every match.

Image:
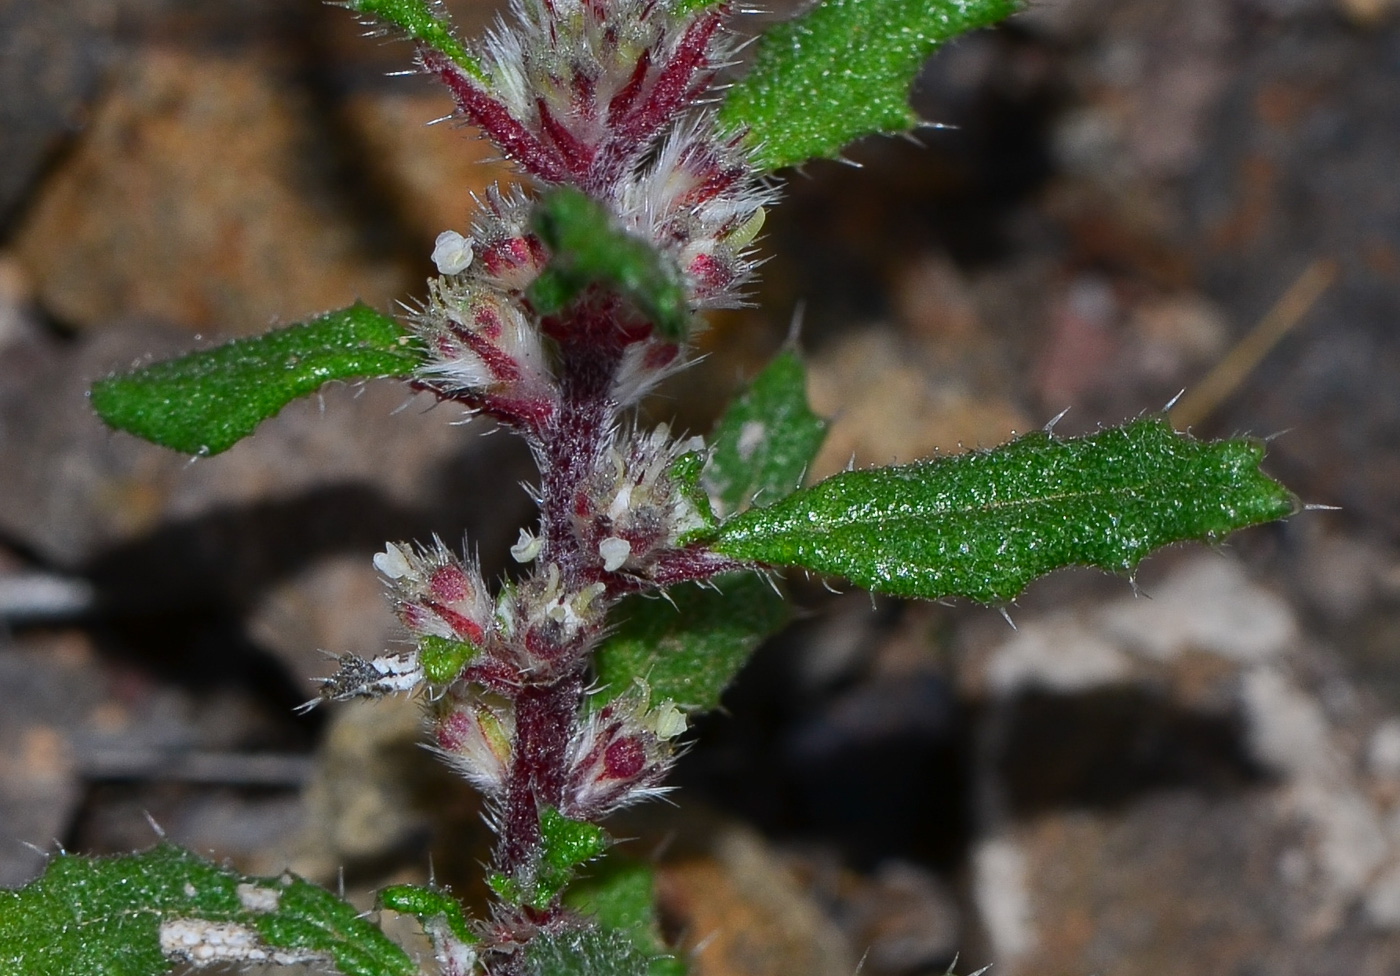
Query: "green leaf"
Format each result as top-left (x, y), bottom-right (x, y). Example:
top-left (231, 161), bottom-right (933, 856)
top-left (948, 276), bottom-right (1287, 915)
top-left (251, 878), bottom-right (416, 976)
top-left (666, 0), bottom-right (723, 17)
top-left (341, 0), bottom-right (484, 78)
top-left (540, 809), bottom-right (610, 874)
top-left (0, 843), bottom-right (416, 976)
top-left (711, 416), bottom-right (1298, 603)
top-left (378, 883), bottom-right (477, 946)
top-left (591, 573), bottom-right (788, 712)
top-left (566, 860), bottom-right (683, 976)
top-left (666, 450), bottom-right (720, 545)
top-left (418, 634), bottom-right (480, 684)
top-left (566, 860), bottom-right (656, 936)
top-left (528, 187), bottom-right (690, 341)
top-left (90, 302), bottom-right (423, 456)
top-left (703, 351), bottom-right (827, 517)
top-left (531, 808), bottom-right (610, 908)
top-left (719, 0), bottom-right (1020, 170)
top-left (524, 926), bottom-right (656, 976)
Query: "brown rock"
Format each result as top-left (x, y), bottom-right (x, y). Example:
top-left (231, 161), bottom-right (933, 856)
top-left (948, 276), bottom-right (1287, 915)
top-left (340, 91), bottom-right (518, 258)
top-left (658, 827), bottom-right (858, 976)
top-left (962, 555), bottom-right (1400, 975)
top-left (892, 254), bottom-right (983, 349)
top-left (246, 553), bottom-right (402, 685)
top-left (790, 851), bottom-right (961, 975)
top-left (806, 328), bottom-right (1028, 482)
top-left (13, 47), bottom-right (406, 334)
top-left (974, 784), bottom-right (1400, 976)
top-left (288, 696), bottom-right (432, 882)
top-left (0, 627), bottom-right (303, 883)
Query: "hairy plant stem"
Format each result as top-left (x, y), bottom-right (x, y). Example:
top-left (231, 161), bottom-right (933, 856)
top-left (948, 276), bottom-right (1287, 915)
top-left (537, 334), bottom-right (621, 584)
top-left (497, 674), bottom-right (585, 878)
top-left (495, 313), bottom-right (623, 893)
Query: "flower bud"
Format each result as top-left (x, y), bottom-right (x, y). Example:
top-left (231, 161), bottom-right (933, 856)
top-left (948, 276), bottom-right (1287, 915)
top-left (431, 691), bottom-right (516, 796)
top-left (432, 230), bottom-right (476, 275)
top-left (417, 277), bottom-right (553, 407)
top-left (450, 0), bottom-right (731, 185)
top-left (498, 564), bottom-right (608, 669)
top-left (376, 540), bottom-right (493, 650)
top-left (560, 691), bottom-right (683, 819)
top-left (615, 122), bottom-right (777, 312)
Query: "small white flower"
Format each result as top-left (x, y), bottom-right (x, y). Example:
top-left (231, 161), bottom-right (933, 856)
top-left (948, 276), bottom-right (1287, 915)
top-left (511, 527), bottom-right (543, 563)
top-left (599, 536), bottom-right (631, 572)
top-left (651, 699), bottom-right (687, 739)
top-left (432, 230), bottom-right (476, 275)
top-left (373, 542), bottom-right (413, 580)
top-left (606, 481), bottom-right (633, 522)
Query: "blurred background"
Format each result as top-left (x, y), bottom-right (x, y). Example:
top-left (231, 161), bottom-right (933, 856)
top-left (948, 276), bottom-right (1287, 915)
top-left (3, 0), bottom-right (1400, 973)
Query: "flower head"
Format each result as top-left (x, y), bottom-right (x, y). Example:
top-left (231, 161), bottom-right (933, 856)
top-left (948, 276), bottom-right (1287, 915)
top-left (561, 687), bottom-right (686, 819)
top-left (376, 539), bottom-right (494, 650)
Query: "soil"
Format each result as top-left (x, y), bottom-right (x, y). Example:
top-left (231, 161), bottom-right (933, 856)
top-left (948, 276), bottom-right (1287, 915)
top-left (4, 0), bottom-right (1400, 973)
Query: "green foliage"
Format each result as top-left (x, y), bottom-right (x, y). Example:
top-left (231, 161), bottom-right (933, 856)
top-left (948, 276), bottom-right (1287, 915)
top-left (712, 417), bottom-right (1298, 603)
top-left (666, 0), bottom-right (723, 17)
top-left (524, 927), bottom-right (657, 976)
top-left (378, 883), bottom-right (477, 946)
top-left (90, 302), bottom-right (422, 456)
top-left (494, 809), bottom-right (613, 910)
top-left (418, 634), bottom-right (480, 684)
top-left (341, 0), bottom-right (483, 78)
top-left (565, 859), bottom-right (682, 976)
top-left (665, 450), bottom-right (721, 545)
top-left (0, 844), bottom-right (415, 976)
top-left (719, 0), bottom-right (1021, 170)
top-left (702, 351), bottom-right (827, 517)
top-left (565, 860), bottom-right (655, 936)
top-left (528, 188), bottom-right (690, 340)
top-left (540, 808), bottom-right (610, 875)
top-left (591, 574), bottom-right (787, 712)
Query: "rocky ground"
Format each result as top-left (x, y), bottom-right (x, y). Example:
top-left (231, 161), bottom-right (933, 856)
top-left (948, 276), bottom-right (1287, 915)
top-left (4, 0), bottom-right (1400, 973)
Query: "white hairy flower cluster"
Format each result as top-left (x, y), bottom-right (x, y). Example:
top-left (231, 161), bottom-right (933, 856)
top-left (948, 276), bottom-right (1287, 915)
top-left (576, 424), bottom-right (712, 576)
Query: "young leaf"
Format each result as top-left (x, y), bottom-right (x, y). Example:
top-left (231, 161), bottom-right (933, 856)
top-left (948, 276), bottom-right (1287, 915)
top-left (666, 450), bottom-right (721, 545)
top-left (0, 843), bottom-right (416, 976)
top-left (90, 302), bottom-right (423, 456)
top-left (418, 634), bottom-right (481, 684)
top-left (703, 351), bottom-right (827, 517)
top-left (539, 808), bottom-right (610, 875)
top-left (711, 417), bottom-right (1298, 603)
top-left (528, 187), bottom-right (690, 341)
top-left (341, 0), bottom-right (484, 79)
top-left (719, 0), bottom-right (1020, 170)
top-left (498, 810), bottom-right (610, 910)
top-left (591, 573), bottom-right (787, 712)
top-left (378, 883), bottom-right (477, 946)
